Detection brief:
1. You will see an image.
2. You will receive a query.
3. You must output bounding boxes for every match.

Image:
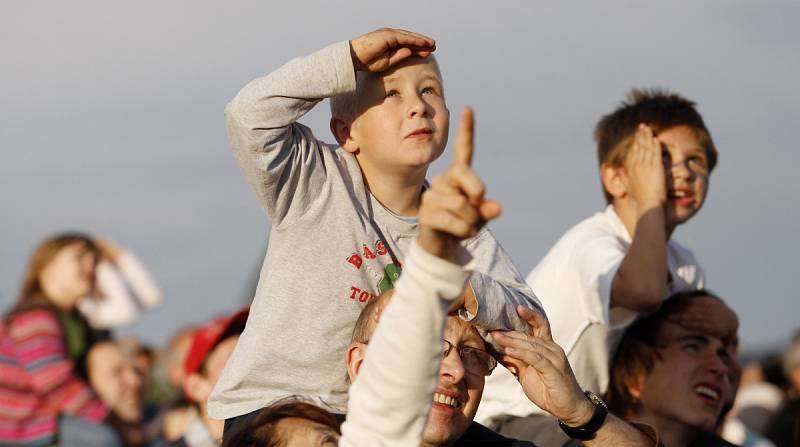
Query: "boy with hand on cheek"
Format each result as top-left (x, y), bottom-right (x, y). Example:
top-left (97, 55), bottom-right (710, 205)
top-left (480, 90), bottom-right (736, 445)
top-left (211, 28), bottom-right (541, 430)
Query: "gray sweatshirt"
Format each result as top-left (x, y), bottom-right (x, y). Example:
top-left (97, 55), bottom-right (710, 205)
top-left (208, 40), bottom-right (543, 419)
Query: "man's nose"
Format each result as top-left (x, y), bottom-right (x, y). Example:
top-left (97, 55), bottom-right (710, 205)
top-left (703, 348), bottom-right (731, 379)
top-left (439, 349), bottom-right (466, 383)
top-left (123, 367), bottom-right (143, 389)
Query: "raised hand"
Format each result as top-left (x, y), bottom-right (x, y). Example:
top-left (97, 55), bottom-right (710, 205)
top-left (350, 28), bottom-right (436, 73)
top-left (626, 124), bottom-right (667, 213)
top-left (490, 306), bottom-right (595, 427)
top-left (95, 238), bottom-right (121, 265)
top-left (417, 107), bottom-right (502, 260)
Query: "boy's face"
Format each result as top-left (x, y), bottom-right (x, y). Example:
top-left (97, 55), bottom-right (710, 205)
top-left (634, 298), bottom-right (737, 432)
top-left (657, 125), bottom-right (710, 226)
top-left (349, 57), bottom-right (449, 175)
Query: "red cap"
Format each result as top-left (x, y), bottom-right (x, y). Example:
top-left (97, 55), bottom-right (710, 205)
top-left (184, 308), bottom-right (249, 376)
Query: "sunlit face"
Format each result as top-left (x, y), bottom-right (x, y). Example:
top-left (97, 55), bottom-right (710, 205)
top-left (658, 125), bottom-right (710, 227)
top-left (422, 317), bottom-right (486, 447)
top-left (38, 242), bottom-right (97, 308)
top-left (186, 336), bottom-right (240, 407)
top-left (349, 57), bottom-right (449, 176)
top-left (201, 336), bottom-right (239, 393)
top-left (635, 298), bottom-right (736, 431)
top-left (274, 417), bottom-right (340, 447)
top-left (87, 342), bottom-right (143, 423)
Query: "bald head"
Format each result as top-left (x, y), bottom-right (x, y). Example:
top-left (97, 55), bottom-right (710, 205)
top-left (351, 289), bottom-right (394, 343)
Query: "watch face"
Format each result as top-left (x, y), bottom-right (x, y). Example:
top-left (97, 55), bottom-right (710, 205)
top-left (585, 391), bottom-right (608, 409)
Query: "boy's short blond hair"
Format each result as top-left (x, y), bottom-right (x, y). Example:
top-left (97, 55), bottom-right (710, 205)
top-left (594, 89), bottom-right (719, 203)
top-left (329, 55), bottom-right (443, 122)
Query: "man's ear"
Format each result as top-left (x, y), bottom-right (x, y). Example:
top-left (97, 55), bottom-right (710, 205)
top-left (600, 162), bottom-right (628, 200)
top-left (184, 372), bottom-right (211, 404)
top-left (624, 373), bottom-right (646, 401)
top-left (345, 342), bottom-right (366, 383)
top-left (330, 117), bottom-right (359, 154)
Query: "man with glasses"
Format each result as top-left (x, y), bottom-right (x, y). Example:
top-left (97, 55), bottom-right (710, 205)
top-left (346, 290), bottom-right (659, 447)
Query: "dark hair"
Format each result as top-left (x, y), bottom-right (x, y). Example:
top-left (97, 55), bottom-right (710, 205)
top-left (594, 88), bottom-right (718, 203)
top-left (221, 398), bottom-right (341, 447)
top-left (606, 289), bottom-right (725, 416)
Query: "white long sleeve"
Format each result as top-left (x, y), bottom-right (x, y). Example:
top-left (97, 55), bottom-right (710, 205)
top-left (78, 250), bottom-right (162, 329)
top-left (340, 242), bottom-right (473, 447)
top-left (114, 250), bottom-right (161, 309)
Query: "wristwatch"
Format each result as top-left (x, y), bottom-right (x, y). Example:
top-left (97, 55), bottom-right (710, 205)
top-left (558, 391), bottom-right (609, 440)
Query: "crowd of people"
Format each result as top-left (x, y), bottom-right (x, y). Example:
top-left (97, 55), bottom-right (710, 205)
top-left (1, 27), bottom-right (797, 446)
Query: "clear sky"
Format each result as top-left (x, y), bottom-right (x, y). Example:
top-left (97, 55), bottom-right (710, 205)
top-left (1, 1), bottom-right (798, 354)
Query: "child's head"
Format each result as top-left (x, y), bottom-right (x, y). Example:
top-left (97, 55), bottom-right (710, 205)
top-left (607, 290), bottom-right (738, 433)
top-left (595, 89), bottom-right (718, 226)
top-left (330, 55), bottom-right (449, 176)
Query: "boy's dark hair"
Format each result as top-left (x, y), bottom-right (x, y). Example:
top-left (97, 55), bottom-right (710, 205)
top-left (221, 397), bottom-right (341, 447)
top-left (594, 88), bottom-right (719, 203)
top-left (605, 289), bottom-right (726, 417)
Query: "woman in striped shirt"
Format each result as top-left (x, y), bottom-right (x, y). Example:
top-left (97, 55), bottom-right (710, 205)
top-left (0, 234), bottom-right (120, 447)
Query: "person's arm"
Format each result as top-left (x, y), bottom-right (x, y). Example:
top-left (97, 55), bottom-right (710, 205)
top-left (225, 40), bottom-right (353, 225)
top-left (113, 248), bottom-right (161, 310)
top-left (491, 306), bottom-right (658, 447)
top-left (341, 107), bottom-right (501, 446)
top-left (9, 310), bottom-right (108, 422)
top-left (78, 261), bottom-right (140, 328)
top-left (417, 119), bottom-right (545, 342)
top-left (610, 124), bottom-right (668, 314)
top-left (341, 242), bottom-right (472, 446)
top-left (225, 28), bottom-right (434, 226)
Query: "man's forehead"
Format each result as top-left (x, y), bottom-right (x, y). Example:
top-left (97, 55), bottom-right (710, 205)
top-left (660, 321), bottom-right (732, 350)
top-left (444, 317), bottom-right (484, 347)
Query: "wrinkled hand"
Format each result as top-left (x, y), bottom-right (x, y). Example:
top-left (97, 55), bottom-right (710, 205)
top-left (490, 306), bottom-right (594, 427)
top-left (350, 28), bottom-right (436, 73)
top-left (417, 107), bottom-right (502, 260)
top-left (626, 124), bottom-right (667, 214)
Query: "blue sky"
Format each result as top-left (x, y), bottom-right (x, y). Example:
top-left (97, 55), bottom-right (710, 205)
top-left (1, 1), bottom-right (798, 354)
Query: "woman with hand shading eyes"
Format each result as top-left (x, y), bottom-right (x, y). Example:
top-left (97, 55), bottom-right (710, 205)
top-left (0, 233), bottom-right (121, 446)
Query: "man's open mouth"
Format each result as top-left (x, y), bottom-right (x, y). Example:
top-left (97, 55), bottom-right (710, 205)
top-left (433, 392), bottom-right (462, 409)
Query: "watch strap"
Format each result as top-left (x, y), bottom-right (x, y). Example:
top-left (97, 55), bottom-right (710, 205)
top-left (558, 391), bottom-right (609, 440)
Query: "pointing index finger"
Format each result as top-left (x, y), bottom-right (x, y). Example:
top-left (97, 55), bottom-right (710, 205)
top-left (452, 107), bottom-right (474, 167)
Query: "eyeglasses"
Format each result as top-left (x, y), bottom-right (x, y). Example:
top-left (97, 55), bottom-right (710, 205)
top-left (442, 339), bottom-right (497, 376)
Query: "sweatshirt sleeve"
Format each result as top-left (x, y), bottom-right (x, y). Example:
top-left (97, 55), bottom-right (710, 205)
top-left (78, 249), bottom-right (162, 329)
top-left (224, 40), bottom-right (357, 226)
top-left (9, 311), bottom-right (109, 422)
top-left (340, 242), bottom-right (473, 447)
top-left (460, 228), bottom-right (546, 348)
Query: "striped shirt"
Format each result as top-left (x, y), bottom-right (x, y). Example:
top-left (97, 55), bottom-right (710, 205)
top-left (0, 309), bottom-right (108, 446)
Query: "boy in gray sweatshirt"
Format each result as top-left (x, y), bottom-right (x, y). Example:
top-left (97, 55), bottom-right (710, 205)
top-left (209, 28), bottom-right (542, 421)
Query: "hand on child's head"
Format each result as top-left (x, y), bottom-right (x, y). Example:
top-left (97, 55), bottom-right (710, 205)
top-left (350, 28), bottom-right (436, 73)
top-left (417, 107), bottom-right (502, 260)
